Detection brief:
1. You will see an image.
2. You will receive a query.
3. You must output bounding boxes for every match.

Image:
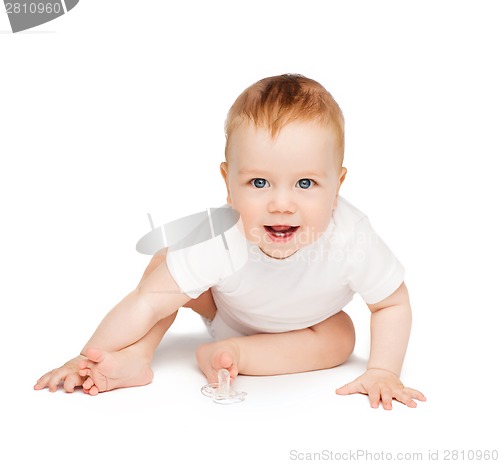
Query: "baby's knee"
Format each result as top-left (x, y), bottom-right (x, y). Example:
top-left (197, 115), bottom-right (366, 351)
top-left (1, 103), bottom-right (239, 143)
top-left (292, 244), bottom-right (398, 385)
top-left (336, 311), bottom-right (355, 356)
top-left (313, 311), bottom-right (355, 367)
top-left (185, 289), bottom-right (217, 320)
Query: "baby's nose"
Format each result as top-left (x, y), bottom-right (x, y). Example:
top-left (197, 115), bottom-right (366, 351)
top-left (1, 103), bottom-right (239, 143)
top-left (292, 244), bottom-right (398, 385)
top-left (268, 189), bottom-right (297, 214)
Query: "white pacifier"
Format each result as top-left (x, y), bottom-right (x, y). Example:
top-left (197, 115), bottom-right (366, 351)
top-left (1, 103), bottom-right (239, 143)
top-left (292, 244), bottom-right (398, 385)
top-left (201, 369), bottom-right (247, 404)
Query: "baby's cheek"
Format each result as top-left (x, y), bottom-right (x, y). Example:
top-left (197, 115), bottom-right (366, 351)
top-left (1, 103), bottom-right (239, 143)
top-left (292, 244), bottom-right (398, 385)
top-left (303, 221), bottom-right (330, 244)
top-left (245, 226), bottom-right (262, 244)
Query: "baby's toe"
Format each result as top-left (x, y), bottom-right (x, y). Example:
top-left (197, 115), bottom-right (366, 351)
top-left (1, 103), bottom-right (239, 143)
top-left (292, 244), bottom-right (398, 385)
top-left (82, 377), bottom-right (94, 390)
top-left (88, 385), bottom-right (99, 396)
top-left (79, 367), bottom-right (91, 377)
top-left (217, 351), bottom-right (234, 370)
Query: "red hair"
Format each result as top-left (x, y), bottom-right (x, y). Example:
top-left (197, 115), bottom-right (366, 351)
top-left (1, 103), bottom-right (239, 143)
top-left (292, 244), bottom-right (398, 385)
top-left (225, 74), bottom-right (344, 160)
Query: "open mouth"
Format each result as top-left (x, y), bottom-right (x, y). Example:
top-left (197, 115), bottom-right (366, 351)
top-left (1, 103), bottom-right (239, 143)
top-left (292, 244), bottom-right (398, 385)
top-left (264, 225), bottom-right (299, 241)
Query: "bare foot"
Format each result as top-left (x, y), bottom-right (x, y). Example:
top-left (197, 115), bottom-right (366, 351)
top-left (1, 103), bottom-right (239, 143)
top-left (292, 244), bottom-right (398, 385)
top-left (78, 347), bottom-right (154, 396)
top-left (196, 339), bottom-right (241, 384)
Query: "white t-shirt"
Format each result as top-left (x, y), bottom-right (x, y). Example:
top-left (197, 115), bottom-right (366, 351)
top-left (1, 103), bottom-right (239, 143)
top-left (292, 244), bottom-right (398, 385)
top-left (167, 197), bottom-right (404, 334)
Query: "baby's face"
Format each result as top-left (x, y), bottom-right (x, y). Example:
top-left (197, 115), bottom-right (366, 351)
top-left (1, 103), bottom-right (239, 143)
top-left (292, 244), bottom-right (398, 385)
top-left (222, 120), bottom-right (346, 259)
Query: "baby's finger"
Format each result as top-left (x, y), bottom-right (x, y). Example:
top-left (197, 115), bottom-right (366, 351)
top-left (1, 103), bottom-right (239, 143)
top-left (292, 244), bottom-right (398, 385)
top-left (380, 387), bottom-right (393, 410)
top-left (336, 381), bottom-right (363, 396)
top-left (63, 373), bottom-right (82, 393)
top-left (390, 388), bottom-right (416, 408)
top-left (47, 369), bottom-right (67, 392)
top-left (34, 371), bottom-right (52, 390)
top-left (368, 386), bottom-right (382, 408)
top-left (406, 387), bottom-right (427, 402)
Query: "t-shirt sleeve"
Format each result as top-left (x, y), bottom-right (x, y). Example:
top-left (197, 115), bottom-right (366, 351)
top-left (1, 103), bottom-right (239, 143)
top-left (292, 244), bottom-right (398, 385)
top-left (166, 222), bottom-right (248, 299)
top-left (346, 216), bottom-right (405, 304)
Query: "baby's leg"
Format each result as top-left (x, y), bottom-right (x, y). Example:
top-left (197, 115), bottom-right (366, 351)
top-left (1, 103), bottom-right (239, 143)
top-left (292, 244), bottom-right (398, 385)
top-left (196, 311), bottom-right (355, 384)
top-left (79, 249), bottom-right (217, 395)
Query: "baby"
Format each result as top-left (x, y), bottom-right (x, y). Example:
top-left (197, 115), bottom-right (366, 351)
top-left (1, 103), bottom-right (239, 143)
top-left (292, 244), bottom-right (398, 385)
top-left (35, 74), bottom-right (425, 409)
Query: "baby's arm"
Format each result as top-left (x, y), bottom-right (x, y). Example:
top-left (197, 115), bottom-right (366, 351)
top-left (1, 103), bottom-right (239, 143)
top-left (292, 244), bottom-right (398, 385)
top-left (336, 282), bottom-right (426, 409)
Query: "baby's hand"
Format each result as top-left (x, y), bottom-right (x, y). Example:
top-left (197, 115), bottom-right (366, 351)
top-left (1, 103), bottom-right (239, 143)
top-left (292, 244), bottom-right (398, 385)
top-left (34, 355), bottom-right (88, 393)
top-left (336, 368), bottom-right (426, 410)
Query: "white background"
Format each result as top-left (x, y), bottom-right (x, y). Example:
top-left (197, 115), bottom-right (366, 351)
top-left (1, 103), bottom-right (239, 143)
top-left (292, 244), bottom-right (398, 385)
top-left (1, 1), bottom-right (499, 463)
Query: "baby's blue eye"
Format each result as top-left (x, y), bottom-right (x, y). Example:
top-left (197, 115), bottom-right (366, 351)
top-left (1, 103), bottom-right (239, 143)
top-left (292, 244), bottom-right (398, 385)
top-left (251, 178), bottom-right (269, 188)
top-left (296, 178), bottom-right (314, 189)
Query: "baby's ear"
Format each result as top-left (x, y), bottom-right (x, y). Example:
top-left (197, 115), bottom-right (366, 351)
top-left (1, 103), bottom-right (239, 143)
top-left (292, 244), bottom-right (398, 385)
top-left (333, 167), bottom-right (347, 209)
top-left (220, 162), bottom-right (232, 204)
top-left (339, 167), bottom-right (348, 187)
